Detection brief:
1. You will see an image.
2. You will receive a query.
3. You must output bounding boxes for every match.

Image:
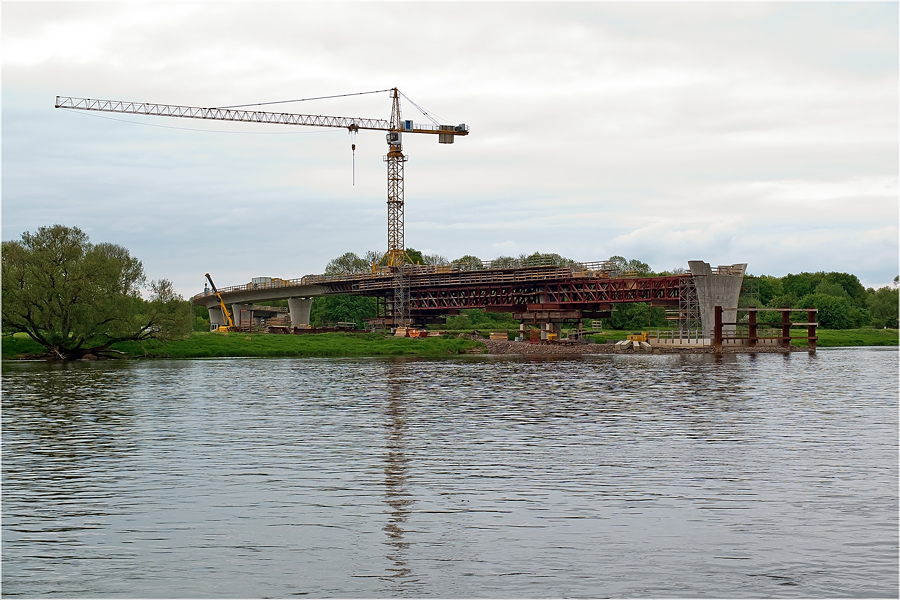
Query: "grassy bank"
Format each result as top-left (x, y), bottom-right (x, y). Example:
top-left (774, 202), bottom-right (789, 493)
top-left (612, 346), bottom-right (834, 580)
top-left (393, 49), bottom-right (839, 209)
top-left (2, 328), bottom-right (896, 360)
top-left (791, 328), bottom-right (898, 348)
top-left (2, 332), bottom-right (485, 360)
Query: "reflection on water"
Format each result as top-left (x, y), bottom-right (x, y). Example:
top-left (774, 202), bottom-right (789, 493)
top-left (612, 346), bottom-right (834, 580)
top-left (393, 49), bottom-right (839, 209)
top-left (383, 362), bottom-right (412, 582)
top-left (2, 349), bottom-right (898, 598)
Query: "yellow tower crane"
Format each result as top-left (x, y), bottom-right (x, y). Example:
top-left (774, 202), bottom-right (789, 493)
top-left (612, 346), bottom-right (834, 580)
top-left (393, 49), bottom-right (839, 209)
top-left (54, 88), bottom-right (469, 269)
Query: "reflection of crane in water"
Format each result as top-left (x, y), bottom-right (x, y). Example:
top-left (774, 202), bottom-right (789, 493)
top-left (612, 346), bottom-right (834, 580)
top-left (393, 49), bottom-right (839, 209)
top-left (382, 362), bottom-right (413, 582)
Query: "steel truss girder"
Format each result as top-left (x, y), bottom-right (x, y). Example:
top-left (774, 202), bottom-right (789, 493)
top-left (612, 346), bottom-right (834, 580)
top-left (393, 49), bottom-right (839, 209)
top-left (403, 275), bottom-right (686, 312)
top-left (542, 276), bottom-right (683, 304)
top-left (407, 283), bottom-right (542, 310)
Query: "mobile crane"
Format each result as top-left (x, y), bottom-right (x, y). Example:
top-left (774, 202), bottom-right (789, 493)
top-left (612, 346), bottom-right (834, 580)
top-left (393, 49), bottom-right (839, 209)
top-left (204, 273), bottom-right (236, 332)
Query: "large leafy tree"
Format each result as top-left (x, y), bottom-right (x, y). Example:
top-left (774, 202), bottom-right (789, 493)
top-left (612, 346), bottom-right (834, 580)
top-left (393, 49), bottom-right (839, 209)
top-left (2, 225), bottom-right (191, 359)
top-left (325, 251), bottom-right (372, 275)
top-left (608, 255), bottom-right (652, 275)
top-left (609, 302), bottom-right (668, 330)
top-left (867, 282), bottom-right (899, 329)
top-left (310, 295), bottom-right (376, 328)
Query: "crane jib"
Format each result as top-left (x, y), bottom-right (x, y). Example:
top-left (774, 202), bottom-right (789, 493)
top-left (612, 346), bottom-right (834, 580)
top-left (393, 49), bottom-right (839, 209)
top-left (54, 96), bottom-right (468, 136)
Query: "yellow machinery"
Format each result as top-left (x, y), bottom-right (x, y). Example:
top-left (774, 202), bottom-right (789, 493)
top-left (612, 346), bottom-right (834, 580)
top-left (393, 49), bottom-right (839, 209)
top-left (205, 273), bottom-right (236, 332)
top-left (627, 332), bottom-right (648, 343)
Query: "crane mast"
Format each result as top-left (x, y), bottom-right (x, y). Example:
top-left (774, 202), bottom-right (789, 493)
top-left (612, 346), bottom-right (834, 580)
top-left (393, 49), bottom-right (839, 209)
top-left (385, 88), bottom-right (407, 269)
top-left (55, 87), bottom-right (468, 326)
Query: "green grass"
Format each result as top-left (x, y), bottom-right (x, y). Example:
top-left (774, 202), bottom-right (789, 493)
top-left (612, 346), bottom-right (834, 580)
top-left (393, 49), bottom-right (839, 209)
top-left (791, 328), bottom-right (898, 348)
top-left (3, 328), bottom-right (895, 360)
top-left (2, 331), bottom-right (485, 360)
top-left (2, 333), bottom-right (46, 359)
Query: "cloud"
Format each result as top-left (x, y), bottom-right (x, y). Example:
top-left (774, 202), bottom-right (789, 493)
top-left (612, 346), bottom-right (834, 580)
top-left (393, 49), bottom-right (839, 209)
top-left (2, 2), bottom-right (897, 296)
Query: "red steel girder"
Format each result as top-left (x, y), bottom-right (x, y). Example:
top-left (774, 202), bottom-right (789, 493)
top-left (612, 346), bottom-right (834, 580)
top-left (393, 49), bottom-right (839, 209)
top-left (402, 275), bottom-right (688, 311)
top-left (542, 276), bottom-right (684, 304)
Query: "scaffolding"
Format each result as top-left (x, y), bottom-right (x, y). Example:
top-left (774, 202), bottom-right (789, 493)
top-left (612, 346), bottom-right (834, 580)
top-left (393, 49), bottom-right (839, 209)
top-left (677, 276), bottom-right (701, 335)
top-left (392, 264), bottom-right (409, 327)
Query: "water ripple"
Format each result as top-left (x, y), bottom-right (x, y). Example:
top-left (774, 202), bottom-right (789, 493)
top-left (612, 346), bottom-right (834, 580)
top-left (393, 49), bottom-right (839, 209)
top-left (2, 349), bottom-right (897, 597)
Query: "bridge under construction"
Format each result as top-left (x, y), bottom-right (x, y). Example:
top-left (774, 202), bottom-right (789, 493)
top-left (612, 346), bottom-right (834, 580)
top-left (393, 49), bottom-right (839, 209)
top-left (192, 259), bottom-right (748, 342)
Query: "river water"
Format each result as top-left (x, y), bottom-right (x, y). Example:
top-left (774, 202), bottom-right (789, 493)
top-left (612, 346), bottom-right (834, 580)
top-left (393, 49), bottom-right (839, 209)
top-left (2, 348), bottom-right (897, 598)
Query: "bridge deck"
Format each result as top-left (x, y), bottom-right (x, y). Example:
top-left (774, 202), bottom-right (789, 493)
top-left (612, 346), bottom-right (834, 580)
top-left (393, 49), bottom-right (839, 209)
top-left (194, 264), bottom-right (688, 324)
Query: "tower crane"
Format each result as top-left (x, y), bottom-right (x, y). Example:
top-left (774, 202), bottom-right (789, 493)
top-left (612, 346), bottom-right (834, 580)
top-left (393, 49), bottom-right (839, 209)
top-left (54, 88), bottom-right (468, 269)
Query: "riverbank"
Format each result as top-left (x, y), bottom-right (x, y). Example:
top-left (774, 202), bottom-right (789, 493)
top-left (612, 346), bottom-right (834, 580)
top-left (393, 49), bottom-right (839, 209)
top-left (2, 328), bottom-right (896, 360)
top-left (1, 332), bottom-right (485, 360)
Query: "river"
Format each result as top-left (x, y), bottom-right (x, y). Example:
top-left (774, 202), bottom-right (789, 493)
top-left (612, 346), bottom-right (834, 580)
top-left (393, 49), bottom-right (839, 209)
top-left (2, 348), bottom-right (897, 598)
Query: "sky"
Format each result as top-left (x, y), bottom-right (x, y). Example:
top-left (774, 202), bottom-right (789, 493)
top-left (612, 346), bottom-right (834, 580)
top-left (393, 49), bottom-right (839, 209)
top-left (3, 1), bottom-right (898, 297)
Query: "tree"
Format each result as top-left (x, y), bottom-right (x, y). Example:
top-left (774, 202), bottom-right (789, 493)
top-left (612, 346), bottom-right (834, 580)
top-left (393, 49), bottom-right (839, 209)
top-left (452, 255), bottom-right (484, 270)
top-left (491, 255), bottom-right (519, 268)
top-left (520, 252), bottom-right (576, 267)
top-left (796, 293), bottom-right (855, 329)
top-left (822, 272), bottom-right (867, 307)
top-left (782, 272), bottom-right (822, 299)
top-left (422, 252), bottom-right (449, 266)
top-left (2, 225), bottom-right (191, 359)
top-left (309, 295), bottom-right (376, 328)
top-left (608, 255), bottom-right (652, 275)
top-left (325, 252), bottom-right (371, 275)
top-left (867, 285), bottom-right (899, 328)
top-left (608, 303), bottom-right (667, 330)
top-left (444, 309), bottom-right (517, 330)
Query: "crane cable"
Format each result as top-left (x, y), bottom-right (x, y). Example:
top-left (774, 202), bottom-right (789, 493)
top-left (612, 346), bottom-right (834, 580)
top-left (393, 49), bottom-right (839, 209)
top-left (398, 90), bottom-right (452, 128)
top-left (348, 124), bottom-right (359, 186)
top-left (216, 89), bottom-right (393, 109)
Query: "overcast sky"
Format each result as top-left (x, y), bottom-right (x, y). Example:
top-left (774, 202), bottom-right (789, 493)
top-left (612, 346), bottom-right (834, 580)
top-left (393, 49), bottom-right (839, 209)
top-left (3, 2), bottom-right (898, 297)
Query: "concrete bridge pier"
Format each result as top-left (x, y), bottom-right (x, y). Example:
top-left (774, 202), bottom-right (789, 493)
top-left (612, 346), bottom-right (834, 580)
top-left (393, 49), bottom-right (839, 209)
top-left (688, 261), bottom-right (747, 339)
top-left (542, 322), bottom-right (562, 341)
top-left (232, 303), bottom-right (254, 328)
top-left (288, 297), bottom-right (313, 328)
top-left (208, 306), bottom-right (226, 331)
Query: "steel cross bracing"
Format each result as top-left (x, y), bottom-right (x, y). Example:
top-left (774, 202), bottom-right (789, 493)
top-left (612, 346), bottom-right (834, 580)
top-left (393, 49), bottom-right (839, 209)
top-left (540, 276), bottom-right (684, 304)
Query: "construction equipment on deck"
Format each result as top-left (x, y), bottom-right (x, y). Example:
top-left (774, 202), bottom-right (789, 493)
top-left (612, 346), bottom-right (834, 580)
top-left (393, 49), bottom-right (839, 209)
top-left (205, 273), bottom-right (236, 332)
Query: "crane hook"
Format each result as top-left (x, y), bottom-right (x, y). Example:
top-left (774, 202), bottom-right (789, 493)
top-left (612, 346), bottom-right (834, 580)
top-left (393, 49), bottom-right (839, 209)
top-left (348, 124), bottom-right (359, 186)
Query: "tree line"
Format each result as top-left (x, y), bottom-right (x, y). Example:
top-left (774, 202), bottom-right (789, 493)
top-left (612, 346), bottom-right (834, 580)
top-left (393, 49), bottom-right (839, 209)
top-left (3, 226), bottom-right (895, 361)
top-left (743, 272), bottom-right (898, 329)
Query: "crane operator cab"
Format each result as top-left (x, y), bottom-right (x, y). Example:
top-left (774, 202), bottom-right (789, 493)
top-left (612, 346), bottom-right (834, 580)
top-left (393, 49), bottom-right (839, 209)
top-left (386, 131), bottom-right (402, 147)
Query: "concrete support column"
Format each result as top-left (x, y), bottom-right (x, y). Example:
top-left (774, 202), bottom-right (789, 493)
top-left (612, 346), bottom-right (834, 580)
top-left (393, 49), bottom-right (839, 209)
top-left (288, 297), bottom-right (313, 328)
top-left (688, 261), bottom-right (747, 340)
top-left (540, 322), bottom-right (562, 340)
top-left (232, 303), bottom-right (253, 328)
top-left (208, 306), bottom-right (225, 331)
